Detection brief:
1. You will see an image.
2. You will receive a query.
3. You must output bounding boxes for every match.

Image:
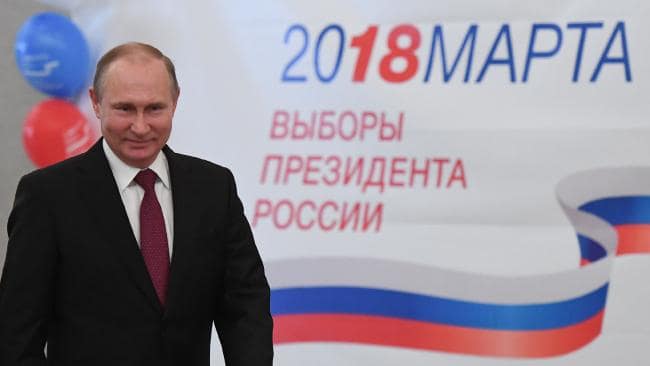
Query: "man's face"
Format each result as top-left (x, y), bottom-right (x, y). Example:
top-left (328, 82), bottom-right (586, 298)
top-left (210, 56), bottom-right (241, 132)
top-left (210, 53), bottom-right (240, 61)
top-left (90, 55), bottom-right (178, 168)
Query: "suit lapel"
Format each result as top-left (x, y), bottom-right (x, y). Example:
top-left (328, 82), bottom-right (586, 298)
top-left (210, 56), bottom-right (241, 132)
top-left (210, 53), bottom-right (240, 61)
top-left (163, 146), bottom-right (214, 317)
top-left (163, 146), bottom-right (202, 319)
top-left (76, 140), bottom-right (163, 314)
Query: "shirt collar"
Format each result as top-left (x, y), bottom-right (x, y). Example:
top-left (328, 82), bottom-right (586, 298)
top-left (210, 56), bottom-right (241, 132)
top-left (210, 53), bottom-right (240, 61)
top-left (102, 139), bottom-right (171, 192)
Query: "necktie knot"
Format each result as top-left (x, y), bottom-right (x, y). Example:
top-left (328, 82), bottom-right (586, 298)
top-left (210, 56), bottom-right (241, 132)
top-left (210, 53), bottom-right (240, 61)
top-left (134, 169), bottom-right (157, 192)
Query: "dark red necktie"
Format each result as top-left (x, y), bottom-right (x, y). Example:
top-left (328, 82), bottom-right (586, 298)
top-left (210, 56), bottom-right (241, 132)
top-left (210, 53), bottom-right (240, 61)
top-left (134, 169), bottom-right (170, 307)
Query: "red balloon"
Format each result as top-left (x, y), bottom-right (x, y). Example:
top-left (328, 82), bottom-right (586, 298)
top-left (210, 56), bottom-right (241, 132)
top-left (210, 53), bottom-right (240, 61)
top-left (23, 99), bottom-right (98, 168)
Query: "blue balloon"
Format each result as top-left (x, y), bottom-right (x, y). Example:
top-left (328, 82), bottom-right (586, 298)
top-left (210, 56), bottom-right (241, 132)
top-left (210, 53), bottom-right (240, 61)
top-left (14, 12), bottom-right (91, 99)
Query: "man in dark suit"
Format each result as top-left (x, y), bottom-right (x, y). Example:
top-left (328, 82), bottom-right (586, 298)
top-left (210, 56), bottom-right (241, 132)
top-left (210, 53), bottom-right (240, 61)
top-left (0, 42), bottom-right (273, 365)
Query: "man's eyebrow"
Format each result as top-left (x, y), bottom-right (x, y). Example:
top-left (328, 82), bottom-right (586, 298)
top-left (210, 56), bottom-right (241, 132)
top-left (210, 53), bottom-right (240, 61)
top-left (110, 101), bottom-right (134, 107)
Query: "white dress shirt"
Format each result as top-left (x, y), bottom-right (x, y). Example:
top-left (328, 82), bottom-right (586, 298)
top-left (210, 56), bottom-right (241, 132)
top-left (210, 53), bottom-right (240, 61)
top-left (102, 140), bottom-right (174, 257)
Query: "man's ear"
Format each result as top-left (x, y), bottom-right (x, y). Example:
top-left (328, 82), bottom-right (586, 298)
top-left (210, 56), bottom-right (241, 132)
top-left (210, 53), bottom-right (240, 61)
top-left (88, 88), bottom-right (101, 119)
top-left (172, 87), bottom-right (180, 113)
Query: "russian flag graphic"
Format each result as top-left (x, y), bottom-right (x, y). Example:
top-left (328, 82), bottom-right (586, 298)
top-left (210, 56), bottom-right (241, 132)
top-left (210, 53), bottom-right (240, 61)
top-left (267, 167), bottom-right (650, 358)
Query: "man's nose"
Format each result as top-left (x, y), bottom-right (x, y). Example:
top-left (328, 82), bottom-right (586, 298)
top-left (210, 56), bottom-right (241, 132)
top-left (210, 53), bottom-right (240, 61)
top-left (130, 111), bottom-right (150, 135)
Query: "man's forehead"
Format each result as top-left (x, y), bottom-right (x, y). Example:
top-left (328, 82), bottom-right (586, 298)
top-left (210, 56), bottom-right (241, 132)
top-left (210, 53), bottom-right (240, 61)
top-left (102, 58), bottom-right (170, 93)
top-left (105, 53), bottom-right (165, 74)
top-left (96, 50), bottom-right (177, 101)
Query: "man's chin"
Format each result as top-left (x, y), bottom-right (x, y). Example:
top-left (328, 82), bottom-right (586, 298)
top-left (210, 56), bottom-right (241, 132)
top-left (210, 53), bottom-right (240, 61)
top-left (122, 148), bottom-right (158, 168)
top-left (124, 139), bottom-right (156, 149)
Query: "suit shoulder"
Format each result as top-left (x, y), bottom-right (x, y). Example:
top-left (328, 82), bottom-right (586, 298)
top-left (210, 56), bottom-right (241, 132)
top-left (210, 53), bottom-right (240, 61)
top-left (20, 151), bottom-right (87, 185)
top-left (170, 151), bottom-right (234, 178)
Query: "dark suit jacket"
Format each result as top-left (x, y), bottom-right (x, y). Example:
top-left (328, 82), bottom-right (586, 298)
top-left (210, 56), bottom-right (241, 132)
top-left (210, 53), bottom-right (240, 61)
top-left (0, 140), bottom-right (273, 366)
